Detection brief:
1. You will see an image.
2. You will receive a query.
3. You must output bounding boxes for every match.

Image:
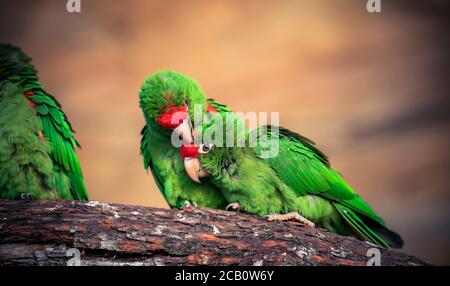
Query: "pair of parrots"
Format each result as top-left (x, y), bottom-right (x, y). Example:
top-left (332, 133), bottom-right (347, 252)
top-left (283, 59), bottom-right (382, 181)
top-left (0, 43), bottom-right (403, 248)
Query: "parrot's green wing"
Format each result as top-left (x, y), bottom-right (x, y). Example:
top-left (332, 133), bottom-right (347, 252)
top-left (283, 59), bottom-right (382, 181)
top-left (30, 89), bottom-right (88, 201)
top-left (257, 126), bottom-right (403, 248)
top-left (207, 98), bottom-right (232, 114)
top-left (140, 125), bottom-right (165, 196)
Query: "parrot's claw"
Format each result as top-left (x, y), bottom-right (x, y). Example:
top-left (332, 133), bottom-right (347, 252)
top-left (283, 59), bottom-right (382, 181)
top-left (226, 202), bottom-right (240, 212)
top-left (20, 193), bottom-right (33, 201)
top-left (183, 200), bottom-right (198, 210)
top-left (265, 212), bottom-right (315, 228)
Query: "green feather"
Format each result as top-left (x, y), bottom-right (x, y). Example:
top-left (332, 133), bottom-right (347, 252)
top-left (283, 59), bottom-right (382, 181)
top-left (33, 89), bottom-right (87, 200)
top-left (0, 82), bottom-right (57, 199)
top-left (0, 43), bottom-right (88, 201)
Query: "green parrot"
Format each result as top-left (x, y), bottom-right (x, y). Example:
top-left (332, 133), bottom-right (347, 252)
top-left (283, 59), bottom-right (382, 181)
top-left (139, 70), bottom-right (229, 209)
top-left (181, 113), bottom-right (403, 248)
top-left (0, 43), bottom-right (88, 201)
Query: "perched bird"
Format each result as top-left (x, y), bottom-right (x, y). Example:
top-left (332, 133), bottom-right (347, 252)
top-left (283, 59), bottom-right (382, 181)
top-left (181, 113), bottom-right (403, 248)
top-left (0, 43), bottom-right (88, 200)
top-left (139, 70), bottom-right (229, 209)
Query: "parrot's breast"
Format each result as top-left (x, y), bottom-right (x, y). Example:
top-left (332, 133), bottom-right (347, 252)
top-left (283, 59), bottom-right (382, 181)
top-left (0, 93), bottom-right (56, 199)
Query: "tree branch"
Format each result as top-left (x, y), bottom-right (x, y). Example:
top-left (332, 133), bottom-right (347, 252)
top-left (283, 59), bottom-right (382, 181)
top-left (0, 200), bottom-right (428, 266)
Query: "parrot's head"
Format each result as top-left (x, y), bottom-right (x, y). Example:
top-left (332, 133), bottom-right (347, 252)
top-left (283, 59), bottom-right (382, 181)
top-left (180, 113), bottom-right (245, 183)
top-left (181, 141), bottom-right (245, 184)
top-left (179, 142), bottom-right (217, 183)
top-left (139, 70), bottom-right (209, 145)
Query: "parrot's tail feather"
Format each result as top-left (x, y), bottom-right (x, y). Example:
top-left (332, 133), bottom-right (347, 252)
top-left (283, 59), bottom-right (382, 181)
top-left (363, 219), bottom-right (404, 249)
top-left (335, 204), bottom-right (403, 249)
top-left (67, 172), bottom-right (89, 201)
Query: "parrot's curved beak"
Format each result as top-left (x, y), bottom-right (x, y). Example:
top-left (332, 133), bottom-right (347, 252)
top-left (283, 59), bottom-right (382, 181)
top-left (174, 118), bottom-right (193, 145)
top-left (183, 157), bottom-right (210, 184)
top-left (183, 157), bottom-right (202, 183)
top-left (181, 143), bottom-right (210, 184)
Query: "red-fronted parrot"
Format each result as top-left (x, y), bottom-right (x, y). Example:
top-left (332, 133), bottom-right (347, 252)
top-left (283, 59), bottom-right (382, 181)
top-left (139, 70), bottom-right (229, 209)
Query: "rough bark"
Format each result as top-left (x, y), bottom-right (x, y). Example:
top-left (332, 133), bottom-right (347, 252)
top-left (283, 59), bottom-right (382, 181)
top-left (0, 199), bottom-right (428, 266)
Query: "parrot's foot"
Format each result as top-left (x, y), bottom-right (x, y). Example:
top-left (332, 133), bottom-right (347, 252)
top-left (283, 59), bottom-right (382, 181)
top-left (265, 212), bottom-right (315, 227)
top-left (183, 200), bottom-right (198, 210)
top-left (226, 202), bottom-right (240, 212)
top-left (20, 193), bottom-right (33, 201)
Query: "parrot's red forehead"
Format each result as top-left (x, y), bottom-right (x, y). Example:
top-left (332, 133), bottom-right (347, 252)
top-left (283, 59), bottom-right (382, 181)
top-left (162, 104), bottom-right (187, 114)
top-left (156, 104), bottom-right (188, 129)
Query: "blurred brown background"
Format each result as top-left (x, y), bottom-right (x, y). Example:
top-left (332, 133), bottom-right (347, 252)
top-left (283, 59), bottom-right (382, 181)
top-left (0, 0), bottom-right (449, 264)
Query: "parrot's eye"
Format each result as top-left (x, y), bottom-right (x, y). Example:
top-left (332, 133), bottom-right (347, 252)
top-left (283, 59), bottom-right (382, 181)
top-left (199, 143), bottom-right (213, 154)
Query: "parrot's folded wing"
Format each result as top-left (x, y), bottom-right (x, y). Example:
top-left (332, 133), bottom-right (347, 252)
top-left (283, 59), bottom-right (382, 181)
top-left (32, 90), bottom-right (88, 201)
top-left (257, 125), bottom-right (403, 248)
top-left (335, 203), bottom-right (403, 248)
top-left (206, 98), bottom-right (232, 114)
top-left (140, 125), bottom-right (167, 200)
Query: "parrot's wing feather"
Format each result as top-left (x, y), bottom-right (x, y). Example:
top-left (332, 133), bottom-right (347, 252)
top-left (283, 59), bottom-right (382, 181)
top-left (334, 203), bottom-right (389, 248)
top-left (148, 160), bottom-right (165, 195)
top-left (257, 125), bottom-right (403, 247)
top-left (140, 126), bottom-right (151, 168)
top-left (32, 90), bottom-right (88, 201)
top-left (258, 125), bottom-right (384, 224)
top-left (140, 126), bottom-right (165, 194)
top-left (207, 98), bottom-right (232, 113)
top-left (335, 204), bottom-right (403, 248)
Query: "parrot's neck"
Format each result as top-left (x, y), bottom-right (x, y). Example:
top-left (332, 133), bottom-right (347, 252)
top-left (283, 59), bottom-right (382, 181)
top-left (202, 147), bottom-right (247, 180)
